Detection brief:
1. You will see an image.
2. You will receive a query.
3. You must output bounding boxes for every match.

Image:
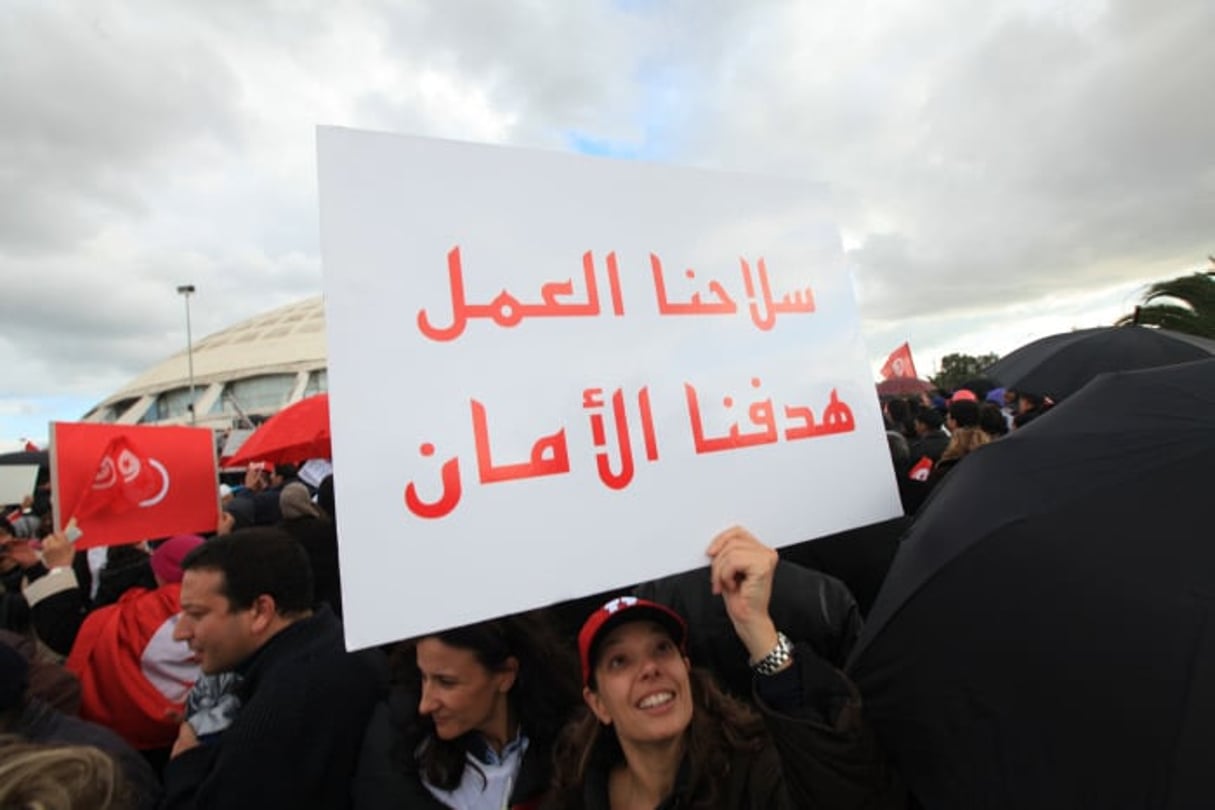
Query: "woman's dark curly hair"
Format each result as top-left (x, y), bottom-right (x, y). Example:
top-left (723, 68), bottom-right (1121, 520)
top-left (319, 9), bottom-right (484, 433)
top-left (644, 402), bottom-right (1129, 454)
top-left (548, 666), bottom-right (768, 809)
top-left (388, 609), bottom-right (580, 792)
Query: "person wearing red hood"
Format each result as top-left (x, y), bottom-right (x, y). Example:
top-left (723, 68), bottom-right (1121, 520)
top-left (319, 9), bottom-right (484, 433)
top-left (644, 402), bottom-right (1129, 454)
top-left (63, 534), bottom-right (205, 758)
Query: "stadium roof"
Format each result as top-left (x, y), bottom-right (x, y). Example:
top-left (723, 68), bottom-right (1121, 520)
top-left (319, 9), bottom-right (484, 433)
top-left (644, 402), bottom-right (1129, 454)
top-left (84, 296), bottom-right (327, 429)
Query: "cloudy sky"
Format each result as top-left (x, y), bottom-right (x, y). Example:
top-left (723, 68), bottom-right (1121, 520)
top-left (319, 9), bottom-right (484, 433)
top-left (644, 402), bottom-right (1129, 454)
top-left (2, 0), bottom-right (1211, 443)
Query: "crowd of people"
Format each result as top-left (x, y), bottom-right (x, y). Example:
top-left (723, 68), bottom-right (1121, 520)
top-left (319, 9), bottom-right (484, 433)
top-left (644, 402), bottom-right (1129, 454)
top-left (0, 381), bottom-right (1049, 809)
top-left (881, 384), bottom-right (1050, 514)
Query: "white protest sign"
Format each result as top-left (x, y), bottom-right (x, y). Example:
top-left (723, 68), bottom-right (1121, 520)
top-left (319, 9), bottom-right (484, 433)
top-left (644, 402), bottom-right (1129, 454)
top-left (318, 127), bottom-right (902, 649)
top-left (0, 465), bottom-right (39, 506)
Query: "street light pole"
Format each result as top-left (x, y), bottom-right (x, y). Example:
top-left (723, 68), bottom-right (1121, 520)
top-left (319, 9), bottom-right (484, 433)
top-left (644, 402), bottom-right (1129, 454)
top-left (176, 284), bottom-right (197, 424)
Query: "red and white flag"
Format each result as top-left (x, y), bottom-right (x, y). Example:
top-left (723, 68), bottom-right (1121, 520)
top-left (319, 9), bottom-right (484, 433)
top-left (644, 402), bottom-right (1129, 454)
top-left (908, 455), bottom-right (934, 482)
top-left (66, 583), bottom-right (196, 750)
top-left (880, 342), bottom-right (919, 380)
top-left (52, 423), bottom-right (218, 548)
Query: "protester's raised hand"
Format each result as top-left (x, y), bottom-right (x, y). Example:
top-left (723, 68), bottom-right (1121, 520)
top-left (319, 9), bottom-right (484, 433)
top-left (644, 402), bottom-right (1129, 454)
top-left (706, 525), bottom-right (780, 663)
top-left (41, 532), bottom-right (76, 569)
top-left (244, 465), bottom-right (266, 492)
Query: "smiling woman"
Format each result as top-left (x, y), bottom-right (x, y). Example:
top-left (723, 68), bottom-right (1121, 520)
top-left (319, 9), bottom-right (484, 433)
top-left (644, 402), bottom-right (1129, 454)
top-left (545, 528), bottom-right (901, 810)
top-left (353, 612), bottom-right (581, 810)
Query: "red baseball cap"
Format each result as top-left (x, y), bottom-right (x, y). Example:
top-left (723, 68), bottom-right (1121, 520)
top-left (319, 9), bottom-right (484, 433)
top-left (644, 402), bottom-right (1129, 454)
top-left (950, 389), bottom-right (978, 403)
top-left (578, 596), bottom-right (688, 686)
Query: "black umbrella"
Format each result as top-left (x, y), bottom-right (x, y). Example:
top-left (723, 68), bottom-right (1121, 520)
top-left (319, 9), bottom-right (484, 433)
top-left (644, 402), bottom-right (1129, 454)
top-left (848, 359), bottom-right (1215, 809)
top-left (984, 323), bottom-right (1215, 399)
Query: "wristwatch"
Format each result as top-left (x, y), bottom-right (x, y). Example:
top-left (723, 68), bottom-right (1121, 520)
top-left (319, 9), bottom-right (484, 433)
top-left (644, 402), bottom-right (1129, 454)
top-left (751, 631), bottom-right (794, 676)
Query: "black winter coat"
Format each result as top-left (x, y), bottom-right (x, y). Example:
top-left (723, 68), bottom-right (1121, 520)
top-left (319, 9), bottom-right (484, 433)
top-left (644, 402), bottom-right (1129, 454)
top-left (353, 684), bottom-right (555, 810)
top-left (635, 561), bottom-right (862, 698)
top-left (161, 607), bottom-right (387, 810)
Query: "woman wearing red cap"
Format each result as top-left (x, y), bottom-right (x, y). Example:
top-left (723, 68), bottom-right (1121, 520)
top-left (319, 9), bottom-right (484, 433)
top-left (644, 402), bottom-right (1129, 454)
top-left (546, 527), bottom-right (898, 809)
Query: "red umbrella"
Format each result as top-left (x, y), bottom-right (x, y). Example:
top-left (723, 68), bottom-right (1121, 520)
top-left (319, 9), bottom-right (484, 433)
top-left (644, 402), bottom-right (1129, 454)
top-left (876, 377), bottom-right (935, 397)
top-left (223, 394), bottom-right (331, 466)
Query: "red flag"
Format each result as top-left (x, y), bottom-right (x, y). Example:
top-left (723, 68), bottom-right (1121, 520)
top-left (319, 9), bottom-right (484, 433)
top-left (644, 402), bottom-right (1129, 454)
top-left (880, 342), bottom-right (919, 380)
top-left (53, 423), bottom-right (218, 548)
top-left (73, 434), bottom-right (166, 519)
top-left (23, 440), bottom-right (39, 452)
top-left (908, 455), bottom-right (934, 482)
top-left (66, 584), bottom-right (196, 749)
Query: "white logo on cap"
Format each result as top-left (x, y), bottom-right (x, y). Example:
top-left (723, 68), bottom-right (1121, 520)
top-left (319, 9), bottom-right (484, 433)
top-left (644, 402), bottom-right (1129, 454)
top-left (603, 596), bottom-right (638, 614)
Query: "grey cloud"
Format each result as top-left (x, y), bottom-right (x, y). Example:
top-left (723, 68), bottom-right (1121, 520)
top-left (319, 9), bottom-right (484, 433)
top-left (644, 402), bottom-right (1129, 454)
top-left (369, 3), bottom-right (653, 142)
top-left (2, 0), bottom-right (1212, 412)
top-left (0, 243), bottom-right (318, 397)
top-left (0, 3), bottom-right (243, 253)
top-left (660, 0), bottom-right (1215, 326)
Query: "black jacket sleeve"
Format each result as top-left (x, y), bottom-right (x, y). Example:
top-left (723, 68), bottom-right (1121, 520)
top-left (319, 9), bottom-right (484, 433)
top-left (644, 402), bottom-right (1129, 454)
top-left (22, 567), bottom-right (89, 656)
top-left (753, 649), bottom-right (905, 810)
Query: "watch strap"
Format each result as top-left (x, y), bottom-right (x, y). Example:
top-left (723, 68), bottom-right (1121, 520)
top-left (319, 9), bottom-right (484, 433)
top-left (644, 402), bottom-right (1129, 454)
top-left (751, 631), bottom-right (793, 676)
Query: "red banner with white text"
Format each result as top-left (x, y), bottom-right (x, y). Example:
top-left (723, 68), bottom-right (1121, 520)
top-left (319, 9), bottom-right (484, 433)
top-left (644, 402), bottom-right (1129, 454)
top-left (52, 423), bottom-right (218, 548)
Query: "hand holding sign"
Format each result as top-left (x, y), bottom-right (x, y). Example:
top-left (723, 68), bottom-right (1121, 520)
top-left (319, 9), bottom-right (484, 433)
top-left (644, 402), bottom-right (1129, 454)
top-left (42, 532), bottom-right (75, 568)
top-left (707, 525), bottom-right (781, 662)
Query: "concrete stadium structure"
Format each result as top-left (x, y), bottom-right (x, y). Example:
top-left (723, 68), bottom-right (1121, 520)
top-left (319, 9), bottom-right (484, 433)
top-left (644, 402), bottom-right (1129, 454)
top-left (83, 296), bottom-right (327, 430)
